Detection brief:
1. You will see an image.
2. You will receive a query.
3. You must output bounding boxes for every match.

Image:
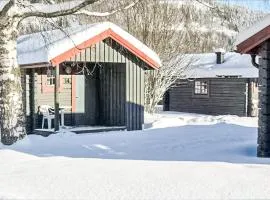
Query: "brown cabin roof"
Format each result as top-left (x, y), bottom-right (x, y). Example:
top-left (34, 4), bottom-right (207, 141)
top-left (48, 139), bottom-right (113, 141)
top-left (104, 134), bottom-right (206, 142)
top-left (236, 15), bottom-right (270, 54)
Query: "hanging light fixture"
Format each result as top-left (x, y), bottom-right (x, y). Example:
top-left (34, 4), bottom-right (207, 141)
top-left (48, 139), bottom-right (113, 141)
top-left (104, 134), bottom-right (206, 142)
top-left (65, 65), bottom-right (72, 74)
top-left (63, 62), bottom-right (72, 74)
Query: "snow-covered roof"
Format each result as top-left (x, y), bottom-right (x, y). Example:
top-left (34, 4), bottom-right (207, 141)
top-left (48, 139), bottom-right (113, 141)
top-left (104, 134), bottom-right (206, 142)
top-left (17, 22), bottom-right (161, 69)
top-left (236, 14), bottom-right (270, 45)
top-left (183, 52), bottom-right (258, 78)
top-left (0, 1), bottom-right (7, 11)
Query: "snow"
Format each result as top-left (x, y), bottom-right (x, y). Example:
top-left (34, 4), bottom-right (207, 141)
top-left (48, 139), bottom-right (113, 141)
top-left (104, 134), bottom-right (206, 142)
top-left (214, 47), bottom-right (226, 53)
top-left (236, 14), bottom-right (270, 45)
top-left (17, 22), bottom-right (161, 67)
top-left (172, 22), bottom-right (238, 37)
top-left (1, 111), bottom-right (270, 199)
top-left (182, 52), bottom-right (258, 78)
top-left (0, 1), bottom-right (8, 11)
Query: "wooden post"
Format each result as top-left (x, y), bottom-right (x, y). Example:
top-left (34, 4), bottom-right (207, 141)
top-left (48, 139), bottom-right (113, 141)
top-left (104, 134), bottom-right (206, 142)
top-left (258, 40), bottom-right (270, 157)
top-left (247, 79), bottom-right (252, 117)
top-left (30, 69), bottom-right (36, 131)
top-left (54, 64), bottom-right (60, 132)
top-left (163, 90), bottom-right (170, 111)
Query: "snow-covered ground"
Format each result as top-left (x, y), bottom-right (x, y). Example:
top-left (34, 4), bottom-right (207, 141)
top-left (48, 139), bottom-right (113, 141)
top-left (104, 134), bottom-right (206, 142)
top-left (1, 111), bottom-right (270, 199)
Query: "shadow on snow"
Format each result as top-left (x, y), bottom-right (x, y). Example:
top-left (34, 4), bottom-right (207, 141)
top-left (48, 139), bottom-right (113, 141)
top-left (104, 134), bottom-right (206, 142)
top-left (1, 123), bottom-right (270, 164)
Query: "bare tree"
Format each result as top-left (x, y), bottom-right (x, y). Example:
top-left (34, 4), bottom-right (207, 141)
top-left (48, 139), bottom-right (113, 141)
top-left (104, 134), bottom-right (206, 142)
top-left (108, 0), bottom-right (195, 113)
top-left (145, 55), bottom-right (193, 113)
top-left (0, 0), bottom-right (138, 145)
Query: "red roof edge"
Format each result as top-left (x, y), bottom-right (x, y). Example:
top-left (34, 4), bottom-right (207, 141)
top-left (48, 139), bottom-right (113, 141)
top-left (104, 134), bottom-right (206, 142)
top-left (237, 25), bottom-right (270, 54)
top-left (50, 28), bottom-right (160, 69)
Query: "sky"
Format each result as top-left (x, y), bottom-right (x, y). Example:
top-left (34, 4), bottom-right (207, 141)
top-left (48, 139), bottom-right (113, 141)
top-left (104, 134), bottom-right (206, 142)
top-left (218, 0), bottom-right (270, 12)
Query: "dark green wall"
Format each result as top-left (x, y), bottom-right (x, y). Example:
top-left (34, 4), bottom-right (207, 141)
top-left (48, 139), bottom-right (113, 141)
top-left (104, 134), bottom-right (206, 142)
top-left (66, 38), bottom-right (147, 131)
top-left (72, 63), bottom-right (126, 127)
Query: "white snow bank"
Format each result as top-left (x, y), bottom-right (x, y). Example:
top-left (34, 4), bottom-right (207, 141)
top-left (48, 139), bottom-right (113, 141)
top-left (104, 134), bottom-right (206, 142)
top-left (1, 149), bottom-right (270, 200)
top-left (145, 111), bottom-right (258, 128)
top-left (236, 14), bottom-right (270, 45)
top-left (181, 52), bottom-right (257, 78)
top-left (17, 22), bottom-right (161, 67)
top-left (1, 112), bottom-right (269, 199)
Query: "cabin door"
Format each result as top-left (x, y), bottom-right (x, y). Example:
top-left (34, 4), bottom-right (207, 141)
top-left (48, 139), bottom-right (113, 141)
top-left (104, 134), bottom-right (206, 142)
top-left (74, 73), bottom-right (85, 125)
top-left (73, 67), bottom-right (99, 126)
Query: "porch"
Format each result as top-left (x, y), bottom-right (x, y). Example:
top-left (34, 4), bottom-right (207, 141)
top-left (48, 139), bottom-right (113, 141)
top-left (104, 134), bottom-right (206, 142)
top-left (27, 61), bottom-right (127, 133)
top-left (33, 126), bottom-right (126, 137)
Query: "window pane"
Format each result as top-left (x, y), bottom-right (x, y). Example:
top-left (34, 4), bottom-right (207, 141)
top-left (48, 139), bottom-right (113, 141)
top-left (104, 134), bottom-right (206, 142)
top-left (194, 81), bottom-right (208, 95)
top-left (47, 77), bottom-right (55, 85)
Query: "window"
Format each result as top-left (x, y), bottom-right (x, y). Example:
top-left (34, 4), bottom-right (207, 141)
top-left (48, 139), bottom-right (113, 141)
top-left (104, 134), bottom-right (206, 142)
top-left (194, 81), bottom-right (208, 95)
top-left (47, 77), bottom-right (55, 85)
top-left (47, 69), bottom-right (55, 86)
top-left (41, 68), bottom-right (64, 93)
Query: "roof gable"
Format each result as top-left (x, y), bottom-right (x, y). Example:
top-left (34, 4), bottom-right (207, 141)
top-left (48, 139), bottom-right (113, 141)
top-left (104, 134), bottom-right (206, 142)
top-left (236, 15), bottom-right (270, 54)
top-left (17, 22), bottom-right (161, 69)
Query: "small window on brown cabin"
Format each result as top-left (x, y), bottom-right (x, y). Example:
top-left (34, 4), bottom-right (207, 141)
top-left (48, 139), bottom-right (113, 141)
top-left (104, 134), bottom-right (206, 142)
top-left (194, 80), bottom-right (208, 95)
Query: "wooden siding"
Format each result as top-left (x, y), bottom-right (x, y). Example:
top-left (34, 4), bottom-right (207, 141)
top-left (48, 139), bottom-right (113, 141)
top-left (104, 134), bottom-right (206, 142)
top-left (126, 58), bottom-right (145, 130)
top-left (99, 63), bottom-right (126, 126)
top-left (33, 68), bottom-right (73, 127)
top-left (67, 38), bottom-right (146, 130)
top-left (167, 78), bottom-right (255, 116)
top-left (35, 68), bottom-right (72, 109)
top-left (71, 63), bottom-right (126, 127)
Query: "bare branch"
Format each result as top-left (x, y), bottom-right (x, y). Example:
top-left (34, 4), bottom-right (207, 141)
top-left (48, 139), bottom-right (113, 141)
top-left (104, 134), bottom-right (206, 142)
top-left (194, 0), bottom-right (215, 9)
top-left (77, 0), bottom-right (140, 17)
top-left (21, 0), bottom-right (99, 19)
top-left (0, 0), bottom-right (15, 17)
top-left (44, 0), bottom-right (55, 4)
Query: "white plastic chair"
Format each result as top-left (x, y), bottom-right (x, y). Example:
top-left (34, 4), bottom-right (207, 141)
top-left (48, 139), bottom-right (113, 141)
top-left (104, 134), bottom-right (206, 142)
top-left (40, 105), bottom-right (55, 129)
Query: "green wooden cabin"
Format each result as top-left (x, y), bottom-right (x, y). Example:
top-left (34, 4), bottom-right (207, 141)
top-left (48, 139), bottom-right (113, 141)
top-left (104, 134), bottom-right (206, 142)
top-left (18, 22), bottom-right (161, 134)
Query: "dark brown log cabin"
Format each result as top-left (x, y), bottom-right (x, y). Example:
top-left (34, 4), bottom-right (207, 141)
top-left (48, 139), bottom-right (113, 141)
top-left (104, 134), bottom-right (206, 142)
top-left (18, 22), bottom-right (160, 134)
top-left (164, 52), bottom-right (258, 117)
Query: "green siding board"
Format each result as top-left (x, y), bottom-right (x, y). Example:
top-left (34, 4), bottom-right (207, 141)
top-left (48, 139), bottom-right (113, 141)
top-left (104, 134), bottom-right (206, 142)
top-left (137, 66), bottom-right (140, 129)
top-left (126, 59), bottom-right (129, 130)
top-left (134, 62), bottom-right (137, 130)
top-left (129, 60), bottom-right (134, 130)
top-left (90, 46), bottom-right (94, 61)
top-left (109, 64), bottom-right (113, 125)
top-left (85, 48), bottom-right (89, 61)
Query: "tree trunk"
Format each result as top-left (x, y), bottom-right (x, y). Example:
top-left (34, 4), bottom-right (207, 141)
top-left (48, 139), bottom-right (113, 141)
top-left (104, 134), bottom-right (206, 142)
top-left (0, 25), bottom-right (26, 145)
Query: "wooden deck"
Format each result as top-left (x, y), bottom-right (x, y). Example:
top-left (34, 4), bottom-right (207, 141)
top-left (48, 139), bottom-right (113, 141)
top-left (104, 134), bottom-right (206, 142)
top-left (32, 126), bottom-right (126, 137)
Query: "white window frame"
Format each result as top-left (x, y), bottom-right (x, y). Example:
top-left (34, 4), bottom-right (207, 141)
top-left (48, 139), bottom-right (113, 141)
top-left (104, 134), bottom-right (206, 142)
top-left (194, 80), bottom-right (209, 96)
